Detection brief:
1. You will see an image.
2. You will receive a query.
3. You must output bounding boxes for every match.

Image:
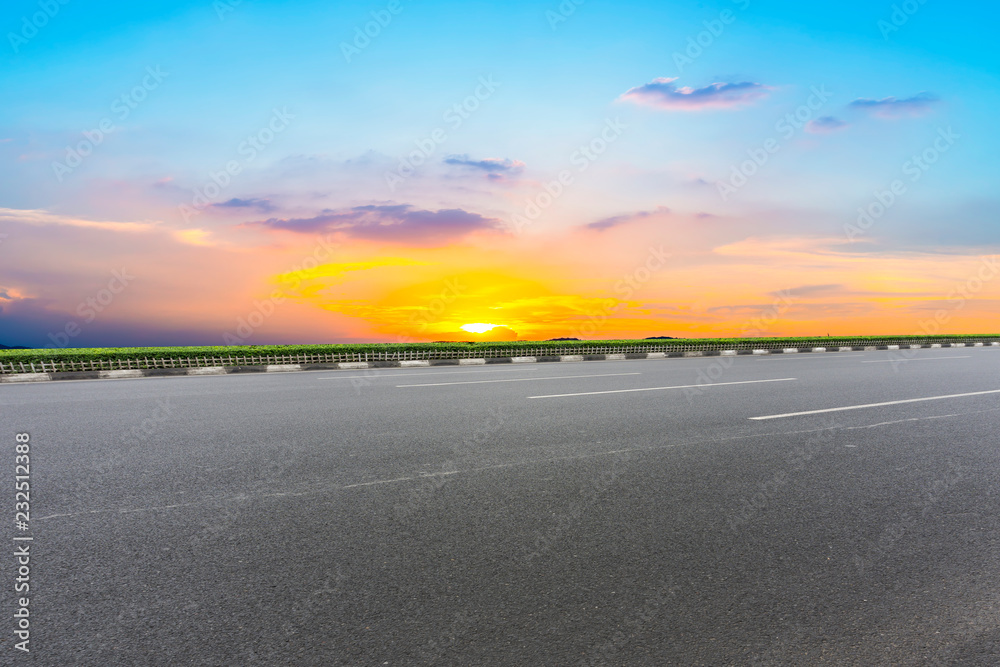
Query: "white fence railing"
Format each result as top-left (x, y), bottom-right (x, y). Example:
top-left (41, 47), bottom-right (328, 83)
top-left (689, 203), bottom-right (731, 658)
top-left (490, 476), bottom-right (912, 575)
top-left (2, 338), bottom-right (998, 374)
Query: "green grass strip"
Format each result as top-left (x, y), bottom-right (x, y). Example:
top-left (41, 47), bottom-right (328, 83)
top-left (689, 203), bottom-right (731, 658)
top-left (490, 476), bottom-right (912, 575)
top-left (1, 334), bottom-right (998, 367)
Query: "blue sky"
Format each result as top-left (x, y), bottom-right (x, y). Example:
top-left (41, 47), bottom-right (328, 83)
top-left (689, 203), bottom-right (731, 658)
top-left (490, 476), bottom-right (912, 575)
top-left (2, 0), bottom-right (999, 346)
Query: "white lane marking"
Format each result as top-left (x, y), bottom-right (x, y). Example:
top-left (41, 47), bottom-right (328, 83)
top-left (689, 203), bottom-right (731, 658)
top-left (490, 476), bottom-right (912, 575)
top-left (862, 355), bottom-right (971, 363)
top-left (398, 372), bottom-right (641, 388)
top-left (35, 406), bottom-right (1000, 521)
top-left (844, 413), bottom-right (960, 429)
top-left (35, 502), bottom-right (198, 520)
top-left (749, 388), bottom-right (1000, 420)
top-left (529, 377), bottom-right (796, 399)
top-left (840, 407), bottom-right (1000, 430)
top-left (318, 367), bottom-right (544, 379)
top-left (29, 424), bottom-right (839, 521)
top-left (342, 472), bottom-right (459, 488)
top-left (756, 354), bottom-right (865, 360)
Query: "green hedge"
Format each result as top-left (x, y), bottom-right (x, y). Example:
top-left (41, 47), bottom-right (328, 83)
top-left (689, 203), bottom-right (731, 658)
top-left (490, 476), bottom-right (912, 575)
top-left (1, 334), bottom-right (998, 365)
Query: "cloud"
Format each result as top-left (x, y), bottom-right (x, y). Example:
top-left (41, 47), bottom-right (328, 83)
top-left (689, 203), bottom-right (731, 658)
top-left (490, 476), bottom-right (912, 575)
top-left (0, 207), bottom-right (155, 234)
top-left (172, 229), bottom-right (214, 246)
top-left (434, 325), bottom-right (518, 342)
top-left (444, 154), bottom-right (526, 174)
top-left (848, 92), bottom-right (939, 118)
top-left (770, 284), bottom-right (844, 298)
top-left (247, 204), bottom-right (506, 244)
top-left (0, 207), bottom-right (214, 247)
top-left (619, 78), bottom-right (771, 111)
top-left (805, 116), bottom-right (849, 134)
top-left (274, 258), bottom-right (426, 285)
top-left (587, 206), bottom-right (671, 231)
top-left (212, 197), bottom-right (276, 213)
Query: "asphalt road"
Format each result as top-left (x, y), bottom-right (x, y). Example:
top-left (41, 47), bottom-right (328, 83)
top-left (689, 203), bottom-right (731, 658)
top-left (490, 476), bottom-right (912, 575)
top-left (2, 347), bottom-right (1000, 665)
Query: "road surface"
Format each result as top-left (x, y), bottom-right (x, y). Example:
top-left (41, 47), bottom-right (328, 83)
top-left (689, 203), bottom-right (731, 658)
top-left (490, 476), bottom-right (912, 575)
top-left (2, 346), bottom-right (999, 665)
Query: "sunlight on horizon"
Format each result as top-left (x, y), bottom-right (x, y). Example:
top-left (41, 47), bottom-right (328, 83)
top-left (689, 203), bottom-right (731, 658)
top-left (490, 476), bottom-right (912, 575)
top-left (460, 323), bottom-right (505, 334)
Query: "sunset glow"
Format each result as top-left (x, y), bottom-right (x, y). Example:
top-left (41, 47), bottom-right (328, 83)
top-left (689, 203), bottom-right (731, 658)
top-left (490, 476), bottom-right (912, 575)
top-left (460, 324), bottom-right (505, 334)
top-left (1, 3), bottom-right (998, 348)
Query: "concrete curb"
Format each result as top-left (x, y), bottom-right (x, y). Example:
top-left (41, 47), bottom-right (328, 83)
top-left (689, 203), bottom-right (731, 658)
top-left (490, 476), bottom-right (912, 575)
top-left (2, 342), bottom-right (997, 384)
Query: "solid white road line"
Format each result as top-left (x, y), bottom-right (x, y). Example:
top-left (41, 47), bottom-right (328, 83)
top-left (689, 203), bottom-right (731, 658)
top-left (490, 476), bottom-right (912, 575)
top-left (755, 354), bottom-right (865, 360)
top-left (318, 367), bottom-right (543, 379)
top-left (861, 355), bottom-right (971, 363)
top-left (528, 377), bottom-right (797, 399)
top-left (749, 388), bottom-right (1000, 420)
top-left (397, 372), bottom-right (641, 388)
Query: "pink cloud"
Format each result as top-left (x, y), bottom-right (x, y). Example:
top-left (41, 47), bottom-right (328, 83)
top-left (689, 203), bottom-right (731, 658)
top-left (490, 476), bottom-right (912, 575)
top-left (848, 92), bottom-right (939, 119)
top-left (619, 77), bottom-right (771, 111)
top-left (805, 116), bottom-right (849, 134)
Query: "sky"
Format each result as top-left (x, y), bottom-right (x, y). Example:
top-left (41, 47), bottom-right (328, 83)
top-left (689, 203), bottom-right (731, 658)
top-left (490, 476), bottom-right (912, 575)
top-left (1, 0), bottom-right (999, 348)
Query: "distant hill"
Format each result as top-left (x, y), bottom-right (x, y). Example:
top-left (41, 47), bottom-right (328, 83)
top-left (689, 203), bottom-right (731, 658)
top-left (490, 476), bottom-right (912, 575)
top-left (0, 343), bottom-right (29, 350)
top-left (645, 336), bottom-right (676, 340)
top-left (547, 337), bottom-right (580, 341)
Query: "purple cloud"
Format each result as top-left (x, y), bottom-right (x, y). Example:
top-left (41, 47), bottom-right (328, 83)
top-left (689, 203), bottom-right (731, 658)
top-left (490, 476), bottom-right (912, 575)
top-left (247, 204), bottom-right (505, 244)
top-left (587, 206), bottom-right (671, 231)
top-left (805, 116), bottom-right (849, 134)
top-left (848, 92), bottom-right (939, 118)
top-left (212, 197), bottom-right (276, 212)
top-left (619, 78), bottom-right (771, 111)
top-left (444, 154), bottom-right (526, 174)
top-left (770, 284), bottom-right (844, 298)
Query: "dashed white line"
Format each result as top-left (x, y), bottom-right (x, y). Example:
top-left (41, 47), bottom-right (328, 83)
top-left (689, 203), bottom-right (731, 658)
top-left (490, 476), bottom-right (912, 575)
top-left (397, 372), bottom-right (641, 388)
top-left (843, 413), bottom-right (961, 429)
top-left (861, 355), bottom-right (971, 363)
top-left (755, 354), bottom-right (866, 360)
top-left (35, 405), bottom-right (1000, 522)
top-left (318, 367), bottom-right (544, 379)
top-left (529, 377), bottom-right (797, 399)
top-left (341, 472), bottom-right (459, 489)
top-left (749, 388), bottom-right (1000, 420)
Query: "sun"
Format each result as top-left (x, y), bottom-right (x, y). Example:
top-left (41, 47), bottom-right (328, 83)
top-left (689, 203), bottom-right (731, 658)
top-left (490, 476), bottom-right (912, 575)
top-left (460, 323), bottom-right (503, 334)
